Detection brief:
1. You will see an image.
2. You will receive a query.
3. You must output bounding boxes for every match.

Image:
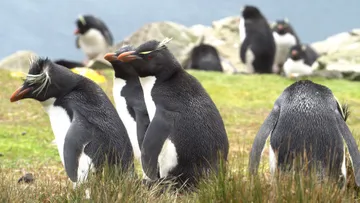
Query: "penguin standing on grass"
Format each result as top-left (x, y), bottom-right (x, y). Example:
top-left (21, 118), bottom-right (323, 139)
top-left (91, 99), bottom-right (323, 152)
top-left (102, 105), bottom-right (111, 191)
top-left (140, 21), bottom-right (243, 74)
top-left (239, 5), bottom-right (276, 74)
top-left (249, 80), bottom-right (360, 187)
top-left (112, 39), bottom-right (229, 189)
top-left (272, 19), bottom-right (301, 73)
top-left (103, 45), bottom-right (150, 162)
top-left (74, 14), bottom-right (114, 63)
top-left (283, 44), bottom-right (319, 78)
top-left (185, 43), bottom-right (223, 72)
top-left (10, 58), bottom-right (134, 189)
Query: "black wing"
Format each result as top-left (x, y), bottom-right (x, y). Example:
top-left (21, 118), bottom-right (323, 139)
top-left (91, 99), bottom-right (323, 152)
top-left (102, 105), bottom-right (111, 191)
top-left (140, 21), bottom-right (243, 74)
top-left (135, 110), bottom-right (150, 150)
top-left (240, 37), bottom-right (250, 63)
top-left (75, 36), bottom-right (80, 49)
top-left (335, 113), bottom-right (360, 186)
top-left (248, 101), bottom-right (281, 174)
top-left (94, 18), bottom-right (114, 46)
top-left (141, 110), bottom-right (175, 180)
top-left (63, 120), bottom-right (93, 182)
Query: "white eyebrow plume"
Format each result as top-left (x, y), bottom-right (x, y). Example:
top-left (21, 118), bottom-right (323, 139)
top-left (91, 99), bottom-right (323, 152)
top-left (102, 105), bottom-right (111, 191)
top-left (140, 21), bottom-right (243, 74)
top-left (24, 59), bottom-right (52, 96)
top-left (156, 37), bottom-right (173, 50)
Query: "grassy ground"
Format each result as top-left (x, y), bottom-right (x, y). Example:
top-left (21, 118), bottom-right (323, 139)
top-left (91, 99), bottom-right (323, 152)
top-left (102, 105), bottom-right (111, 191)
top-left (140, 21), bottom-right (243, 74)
top-left (1, 68), bottom-right (360, 202)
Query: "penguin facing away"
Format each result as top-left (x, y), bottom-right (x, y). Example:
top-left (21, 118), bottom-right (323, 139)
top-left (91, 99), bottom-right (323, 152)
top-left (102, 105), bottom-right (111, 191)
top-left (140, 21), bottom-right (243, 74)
top-left (103, 45), bottom-right (150, 162)
top-left (272, 19), bottom-right (301, 73)
top-left (115, 39), bottom-right (229, 189)
top-left (239, 5), bottom-right (276, 74)
top-left (283, 44), bottom-right (319, 78)
top-left (74, 15), bottom-right (114, 61)
top-left (249, 80), bottom-right (360, 186)
top-left (185, 43), bottom-right (223, 72)
top-left (10, 58), bottom-right (134, 188)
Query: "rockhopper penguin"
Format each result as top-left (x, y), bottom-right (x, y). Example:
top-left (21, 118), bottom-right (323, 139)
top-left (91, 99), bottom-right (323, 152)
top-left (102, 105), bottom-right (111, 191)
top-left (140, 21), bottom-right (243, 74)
top-left (114, 38), bottom-right (229, 189)
top-left (74, 14), bottom-right (114, 62)
top-left (239, 5), bottom-right (276, 74)
top-left (10, 58), bottom-right (134, 189)
top-left (104, 45), bottom-right (150, 163)
top-left (283, 44), bottom-right (319, 78)
top-left (185, 43), bottom-right (223, 72)
top-left (272, 19), bottom-right (301, 73)
top-left (249, 80), bottom-right (360, 187)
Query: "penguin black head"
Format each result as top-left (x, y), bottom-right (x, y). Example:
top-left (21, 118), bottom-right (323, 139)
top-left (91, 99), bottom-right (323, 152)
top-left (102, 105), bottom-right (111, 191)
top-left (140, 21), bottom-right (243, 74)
top-left (104, 45), bottom-right (139, 78)
top-left (74, 15), bottom-right (101, 35)
top-left (241, 5), bottom-right (264, 19)
top-left (115, 38), bottom-right (181, 77)
top-left (288, 44), bottom-right (307, 61)
top-left (273, 19), bottom-right (292, 35)
top-left (10, 58), bottom-right (78, 102)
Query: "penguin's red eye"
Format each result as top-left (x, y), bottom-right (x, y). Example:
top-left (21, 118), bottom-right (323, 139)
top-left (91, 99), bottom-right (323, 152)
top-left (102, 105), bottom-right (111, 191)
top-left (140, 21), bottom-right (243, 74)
top-left (147, 56), bottom-right (152, 60)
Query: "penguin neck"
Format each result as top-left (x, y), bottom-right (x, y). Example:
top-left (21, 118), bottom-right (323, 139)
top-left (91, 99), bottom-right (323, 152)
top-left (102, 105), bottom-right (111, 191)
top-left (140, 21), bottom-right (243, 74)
top-left (138, 76), bottom-right (157, 121)
top-left (114, 69), bottom-right (138, 81)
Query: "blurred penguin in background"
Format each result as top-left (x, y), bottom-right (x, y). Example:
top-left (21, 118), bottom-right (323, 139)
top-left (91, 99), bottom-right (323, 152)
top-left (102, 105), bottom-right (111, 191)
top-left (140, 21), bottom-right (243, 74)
top-left (272, 19), bottom-right (301, 74)
top-left (74, 14), bottom-right (114, 64)
top-left (239, 5), bottom-right (276, 74)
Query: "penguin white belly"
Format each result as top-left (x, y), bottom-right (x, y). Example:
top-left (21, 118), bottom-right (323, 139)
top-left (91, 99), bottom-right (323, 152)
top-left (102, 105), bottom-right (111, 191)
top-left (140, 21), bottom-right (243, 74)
top-left (78, 29), bottom-right (108, 59)
top-left (245, 48), bottom-right (255, 73)
top-left (41, 98), bottom-right (71, 166)
top-left (158, 139), bottom-right (178, 178)
top-left (76, 148), bottom-right (94, 183)
top-left (42, 98), bottom-right (94, 185)
top-left (113, 78), bottom-right (141, 160)
top-left (139, 76), bottom-right (157, 121)
top-left (269, 144), bottom-right (277, 175)
top-left (283, 59), bottom-right (313, 78)
top-left (341, 146), bottom-right (347, 180)
top-left (239, 18), bottom-right (246, 45)
top-left (273, 32), bottom-right (297, 65)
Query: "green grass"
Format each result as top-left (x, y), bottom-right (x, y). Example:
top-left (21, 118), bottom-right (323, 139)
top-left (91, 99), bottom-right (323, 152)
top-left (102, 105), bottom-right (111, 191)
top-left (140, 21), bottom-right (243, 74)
top-left (1, 68), bottom-right (360, 202)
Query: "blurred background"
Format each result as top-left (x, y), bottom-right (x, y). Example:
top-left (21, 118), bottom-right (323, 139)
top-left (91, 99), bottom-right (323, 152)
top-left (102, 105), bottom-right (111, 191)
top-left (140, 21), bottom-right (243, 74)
top-left (1, 0), bottom-right (359, 61)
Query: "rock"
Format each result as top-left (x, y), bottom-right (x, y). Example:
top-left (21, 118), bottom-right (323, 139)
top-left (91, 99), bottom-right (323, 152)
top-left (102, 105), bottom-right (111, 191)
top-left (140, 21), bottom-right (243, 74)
top-left (311, 28), bottom-right (360, 81)
top-left (0, 51), bottom-right (38, 72)
top-left (111, 21), bottom-right (202, 67)
top-left (18, 173), bottom-right (34, 184)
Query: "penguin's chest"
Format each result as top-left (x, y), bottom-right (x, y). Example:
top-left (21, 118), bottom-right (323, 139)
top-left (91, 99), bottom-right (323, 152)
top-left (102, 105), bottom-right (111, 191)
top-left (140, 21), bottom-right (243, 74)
top-left (41, 99), bottom-right (72, 166)
top-left (239, 18), bottom-right (246, 45)
top-left (283, 59), bottom-right (313, 77)
top-left (139, 76), bottom-right (157, 121)
top-left (113, 78), bottom-right (141, 159)
top-left (79, 29), bottom-right (108, 58)
top-left (273, 32), bottom-right (297, 63)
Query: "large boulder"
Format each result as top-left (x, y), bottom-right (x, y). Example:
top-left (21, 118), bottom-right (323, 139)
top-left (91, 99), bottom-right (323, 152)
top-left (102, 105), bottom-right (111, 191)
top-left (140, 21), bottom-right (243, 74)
top-left (111, 21), bottom-right (202, 67)
top-left (311, 29), bottom-right (360, 81)
top-left (0, 51), bottom-right (38, 72)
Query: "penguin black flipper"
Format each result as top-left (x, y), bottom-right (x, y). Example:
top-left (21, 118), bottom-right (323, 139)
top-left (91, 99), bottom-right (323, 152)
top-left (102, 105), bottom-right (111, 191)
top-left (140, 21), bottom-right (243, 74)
top-left (240, 38), bottom-right (250, 63)
top-left (63, 120), bottom-right (93, 182)
top-left (334, 104), bottom-right (360, 186)
top-left (141, 110), bottom-right (175, 180)
top-left (75, 36), bottom-right (80, 49)
top-left (135, 110), bottom-right (150, 149)
top-left (249, 98), bottom-right (282, 174)
top-left (93, 17), bottom-right (114, 46)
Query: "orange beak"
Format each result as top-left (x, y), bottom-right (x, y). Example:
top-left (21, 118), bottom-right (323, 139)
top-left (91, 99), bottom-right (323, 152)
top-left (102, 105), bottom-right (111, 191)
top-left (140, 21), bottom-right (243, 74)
top-left (103, 53), bottom-right (117, 61)
top-left (117, 51), bottom-right (139, 62)
top-left (277, 25), bottom-right (283, 30)
top-left (291, 50), bottom-right (298, 56)
top-left (10, 86), bottom-right (32, 102)
top-left (74, 29), bottom-right (80, 34)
